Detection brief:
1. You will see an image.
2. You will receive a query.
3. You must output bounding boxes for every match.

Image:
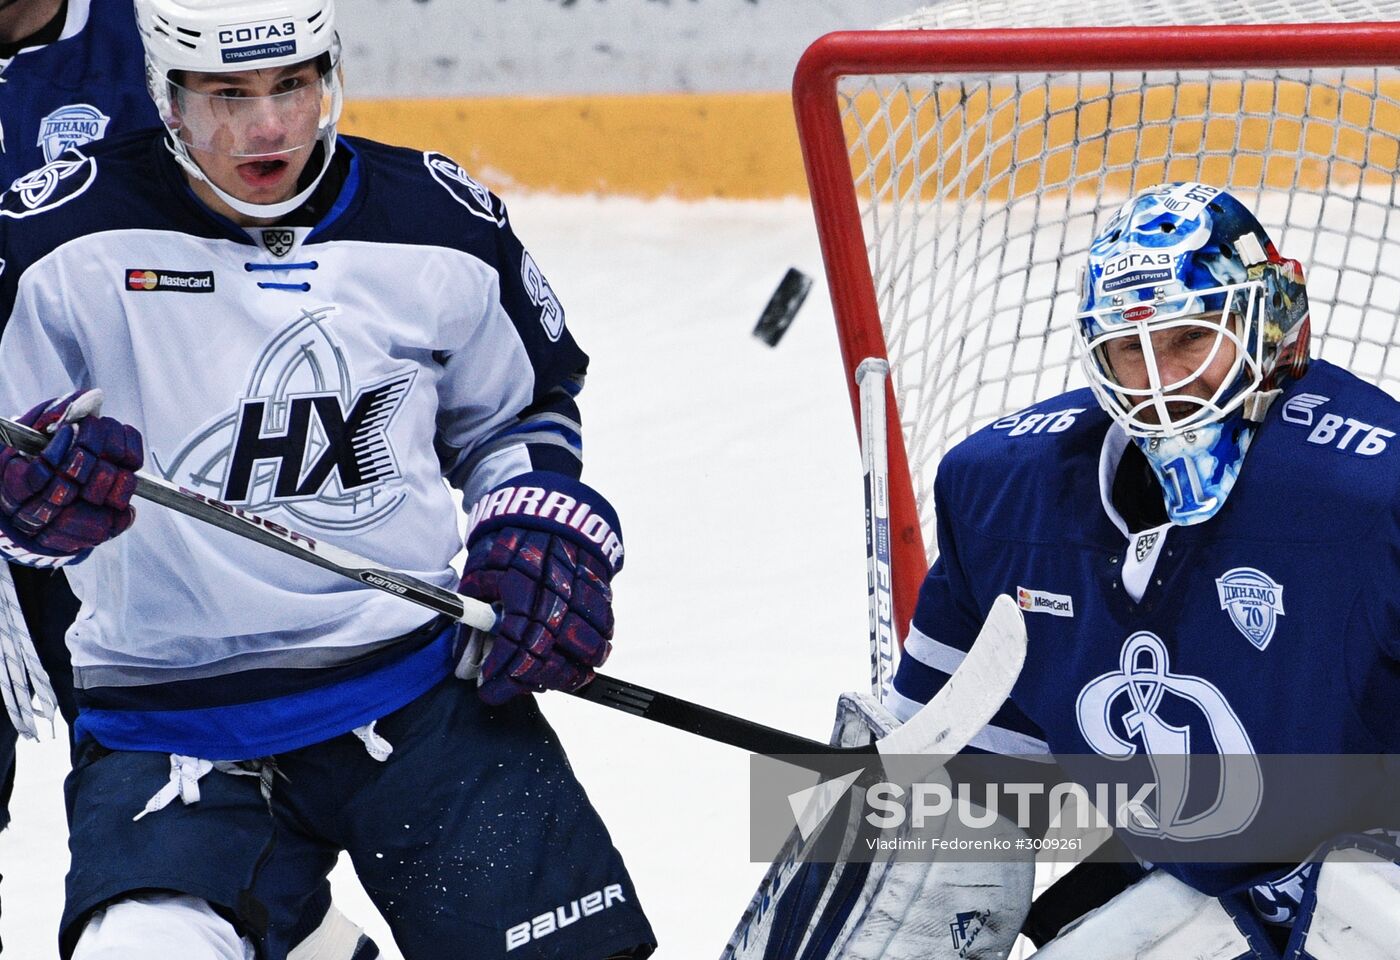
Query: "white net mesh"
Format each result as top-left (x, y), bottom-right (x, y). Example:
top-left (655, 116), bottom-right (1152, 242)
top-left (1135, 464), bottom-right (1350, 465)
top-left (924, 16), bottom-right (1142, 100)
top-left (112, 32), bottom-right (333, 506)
top-left (829, 2), bottom-right (1400, 571)
top-left (886, 0), bottom-right (1394, 28)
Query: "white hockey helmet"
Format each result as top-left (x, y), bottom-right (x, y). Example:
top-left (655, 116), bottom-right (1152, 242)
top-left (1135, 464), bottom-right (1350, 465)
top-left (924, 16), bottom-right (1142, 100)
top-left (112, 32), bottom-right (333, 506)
top-left (134, 0), bottom-right (344, 219)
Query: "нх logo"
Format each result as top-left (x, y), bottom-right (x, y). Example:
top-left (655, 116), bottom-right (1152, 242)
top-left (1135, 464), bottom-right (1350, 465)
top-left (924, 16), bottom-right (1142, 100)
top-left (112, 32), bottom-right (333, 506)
top-left (1215, 567), bottom-right (1285, 651)
top-left (157, 305), bottom-right (415, 534)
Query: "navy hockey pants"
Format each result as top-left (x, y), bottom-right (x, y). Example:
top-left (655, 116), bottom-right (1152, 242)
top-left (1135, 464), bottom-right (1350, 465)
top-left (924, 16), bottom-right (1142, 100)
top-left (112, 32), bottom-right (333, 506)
top-left (61, 674), bottom-right (656, 960)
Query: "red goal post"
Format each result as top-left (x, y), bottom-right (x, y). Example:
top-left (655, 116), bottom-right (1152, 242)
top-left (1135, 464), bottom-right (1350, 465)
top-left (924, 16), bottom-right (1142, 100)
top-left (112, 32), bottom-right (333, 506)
top-left (793, 23), bottom-right (1400, 648)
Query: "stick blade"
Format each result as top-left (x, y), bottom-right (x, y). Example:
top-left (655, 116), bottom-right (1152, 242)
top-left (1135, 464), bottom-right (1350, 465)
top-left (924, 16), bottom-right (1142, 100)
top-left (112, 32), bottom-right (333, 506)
top-left (875, 593), bottom-right (1027, 757)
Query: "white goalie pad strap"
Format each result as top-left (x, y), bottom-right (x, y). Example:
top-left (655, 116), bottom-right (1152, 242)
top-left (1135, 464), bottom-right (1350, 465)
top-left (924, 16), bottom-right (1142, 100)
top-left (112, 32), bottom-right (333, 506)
top-left (0, 562), bottom-right (57, 740)
top-left (1033, 869), bottom-right (1264, 960)
top-left (288, 904), bottom-right (372, 960)
top-left (831, 690), bottom-right (898, 746)
top-left (1289, 843), bottom-right (1400, 960)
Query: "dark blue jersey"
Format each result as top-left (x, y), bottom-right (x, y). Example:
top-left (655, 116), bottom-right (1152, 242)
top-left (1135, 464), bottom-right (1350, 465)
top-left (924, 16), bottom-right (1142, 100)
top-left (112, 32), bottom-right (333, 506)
top-left (0, 0), bottom-right (157, 188)
top-left (891, 359), bottom-right (1400, 908)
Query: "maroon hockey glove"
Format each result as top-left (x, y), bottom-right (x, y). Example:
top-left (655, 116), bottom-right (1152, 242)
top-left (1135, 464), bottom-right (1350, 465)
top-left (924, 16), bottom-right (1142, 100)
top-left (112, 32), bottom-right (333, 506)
top-left (456, 472), bottom-right (623, 704)
top-left (0, 391), bottom-right (143, 563)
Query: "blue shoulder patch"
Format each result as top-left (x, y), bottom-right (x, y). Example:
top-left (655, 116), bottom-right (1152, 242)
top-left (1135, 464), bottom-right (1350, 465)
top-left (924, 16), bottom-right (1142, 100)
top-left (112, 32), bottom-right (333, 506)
top-left (37, 104), bottom-right (112, 163)
top-left (0, 151), bottom-right (97, 220)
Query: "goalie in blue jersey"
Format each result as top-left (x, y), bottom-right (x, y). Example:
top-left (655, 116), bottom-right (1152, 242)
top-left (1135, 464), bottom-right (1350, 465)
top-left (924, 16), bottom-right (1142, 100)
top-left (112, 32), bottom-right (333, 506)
top-left (0, 0), bottom-right (655, 958)
top-left (881, 181), bottom-right (1400, 957)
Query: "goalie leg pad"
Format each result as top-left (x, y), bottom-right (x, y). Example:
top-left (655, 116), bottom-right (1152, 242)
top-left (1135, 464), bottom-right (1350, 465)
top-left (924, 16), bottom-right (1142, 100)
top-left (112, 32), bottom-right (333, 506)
top-left (1283, 832), bottom-right (1400, 960)
top-left (1032, 869), bottom-right (1275, 960)
top-left (722, 693), bottom-right (1033, 960)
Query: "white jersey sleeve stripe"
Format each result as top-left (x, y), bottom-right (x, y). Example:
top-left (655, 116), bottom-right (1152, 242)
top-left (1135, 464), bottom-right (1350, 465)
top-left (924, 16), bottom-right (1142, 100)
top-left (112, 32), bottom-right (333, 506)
top-left (886, 685), bottom-right (1052, 757)
top-left (903, 621), bottom-right (966, 674)
top-left (970, 724), bottom-right (1053, 758)
top-left (884, 685), bottom-right (927, 724)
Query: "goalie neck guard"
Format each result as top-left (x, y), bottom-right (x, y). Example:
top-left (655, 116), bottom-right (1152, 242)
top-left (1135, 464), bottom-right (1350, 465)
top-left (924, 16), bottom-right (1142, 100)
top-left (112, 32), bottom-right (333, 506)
top-left (134, 0), bottom-right (343, 220)
top-left (1075, 182), bottom-right (1310, 524)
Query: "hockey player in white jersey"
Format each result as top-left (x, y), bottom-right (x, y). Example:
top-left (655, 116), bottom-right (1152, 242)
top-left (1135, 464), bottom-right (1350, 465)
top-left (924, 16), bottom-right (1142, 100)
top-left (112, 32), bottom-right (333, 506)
top-left (0, 4), bottom-right (382, 957)
top-left (886, 182), bottom-right (1400, 957)
top-left (0, 1), bottom-right (655, 958)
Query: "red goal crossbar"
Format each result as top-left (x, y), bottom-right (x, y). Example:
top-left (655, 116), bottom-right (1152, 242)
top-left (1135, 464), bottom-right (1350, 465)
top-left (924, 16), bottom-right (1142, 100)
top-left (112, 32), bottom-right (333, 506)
top-left (793, 23), bottom-right (1400, 645)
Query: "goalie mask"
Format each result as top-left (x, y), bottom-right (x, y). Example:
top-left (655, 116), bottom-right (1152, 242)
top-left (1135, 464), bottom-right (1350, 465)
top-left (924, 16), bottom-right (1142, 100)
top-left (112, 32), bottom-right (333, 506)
top-left (1076, 182), bottom-right (1310, 524)
top-left (134, 0), bottom-right (343, 219)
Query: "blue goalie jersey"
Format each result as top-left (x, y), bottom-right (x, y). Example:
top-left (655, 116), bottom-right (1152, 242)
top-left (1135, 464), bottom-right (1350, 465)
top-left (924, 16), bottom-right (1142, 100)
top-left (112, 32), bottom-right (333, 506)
top-left (0, 131), bottom-right (590, 761)
top-left (0, 0), bottom-right (156, 188)
top-left (891, 359), bottom-right (1400, 913)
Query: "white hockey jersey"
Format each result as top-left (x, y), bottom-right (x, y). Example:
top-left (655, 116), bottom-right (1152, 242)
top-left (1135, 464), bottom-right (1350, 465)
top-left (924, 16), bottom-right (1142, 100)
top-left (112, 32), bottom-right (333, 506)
top-left (0, 133), bottom-right (589, 758)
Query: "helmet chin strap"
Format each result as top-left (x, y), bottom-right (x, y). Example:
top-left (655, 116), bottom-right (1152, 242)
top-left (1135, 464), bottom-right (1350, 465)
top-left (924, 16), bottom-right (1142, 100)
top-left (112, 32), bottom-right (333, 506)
top-left (167, 133), bottom-right (338, 221)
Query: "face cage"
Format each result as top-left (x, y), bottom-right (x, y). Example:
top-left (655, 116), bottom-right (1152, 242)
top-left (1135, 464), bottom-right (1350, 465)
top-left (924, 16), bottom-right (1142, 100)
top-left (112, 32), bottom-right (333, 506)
top-left (166, 59), bottom-right (342, 160)
top-left (1076, 281), bottom-right (1266, 438)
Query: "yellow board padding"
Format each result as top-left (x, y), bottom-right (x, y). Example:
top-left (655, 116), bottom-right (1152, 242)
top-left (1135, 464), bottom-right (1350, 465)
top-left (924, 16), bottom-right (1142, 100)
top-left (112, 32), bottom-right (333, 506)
top-left (339, 79), bottom-right (1400, 200)
top-left (339, 91), bottom-right (810, 200)
top-left (843, 78), bottom-right (1400, 202)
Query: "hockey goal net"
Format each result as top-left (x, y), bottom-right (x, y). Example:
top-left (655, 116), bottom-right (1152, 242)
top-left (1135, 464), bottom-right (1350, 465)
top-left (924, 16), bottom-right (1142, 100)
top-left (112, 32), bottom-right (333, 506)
top-left (794, 3), bottom-right (1400, 643)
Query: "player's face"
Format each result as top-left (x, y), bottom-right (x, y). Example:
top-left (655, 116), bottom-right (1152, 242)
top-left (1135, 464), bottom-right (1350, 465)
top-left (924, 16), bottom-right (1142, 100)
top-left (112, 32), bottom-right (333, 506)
top-left (1101, 314), bottom-right (1239, 423)
top-left (172, 61), bottom-right (328, 216)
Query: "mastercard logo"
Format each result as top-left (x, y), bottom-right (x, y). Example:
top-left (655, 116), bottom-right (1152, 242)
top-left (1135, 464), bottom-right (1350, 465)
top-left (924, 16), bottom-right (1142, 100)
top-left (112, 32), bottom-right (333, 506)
top-left (127, 270), bottom-right (159, 291)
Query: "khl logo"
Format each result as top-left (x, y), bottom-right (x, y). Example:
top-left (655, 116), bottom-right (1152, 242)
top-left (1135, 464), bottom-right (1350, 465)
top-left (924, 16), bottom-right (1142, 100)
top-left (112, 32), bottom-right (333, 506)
top-left (1076, 632), bottom-right (1263, 841)
top-left (1215, 567), bottom-right (1285, 651)
top-left (158, 305), bottom-right (415, 534)
top-left (1134, 530), bottom-right (1159, 563)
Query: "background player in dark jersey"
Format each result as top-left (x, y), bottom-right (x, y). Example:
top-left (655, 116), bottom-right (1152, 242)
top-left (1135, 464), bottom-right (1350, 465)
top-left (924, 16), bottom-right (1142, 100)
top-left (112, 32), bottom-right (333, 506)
top-left (890, 182), bottom-right (1400, 956)
top-left (0, 0), bottom-right (155, 834)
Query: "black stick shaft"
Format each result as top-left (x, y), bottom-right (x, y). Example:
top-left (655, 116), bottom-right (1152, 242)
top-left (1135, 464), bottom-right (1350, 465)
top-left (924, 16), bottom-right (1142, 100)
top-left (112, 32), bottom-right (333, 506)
top-left (575, 674), bottom-right (875, 759)
top-left (0, 413), bottom-right (863, 763)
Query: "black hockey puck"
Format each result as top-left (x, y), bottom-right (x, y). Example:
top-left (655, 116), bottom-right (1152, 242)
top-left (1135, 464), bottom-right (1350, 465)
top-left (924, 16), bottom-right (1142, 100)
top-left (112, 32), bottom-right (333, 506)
top-left (753, 267), bottom-right (814, 347)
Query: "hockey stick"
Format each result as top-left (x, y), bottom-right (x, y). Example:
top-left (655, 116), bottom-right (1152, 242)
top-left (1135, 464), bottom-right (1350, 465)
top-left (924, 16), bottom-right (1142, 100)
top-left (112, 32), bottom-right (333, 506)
top-left (855, 357), bottom-right (896, 701)
top-left (0, 414), bottom-right (1024, 763)
top-left (580, 594), bottom-right (1024, 761)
